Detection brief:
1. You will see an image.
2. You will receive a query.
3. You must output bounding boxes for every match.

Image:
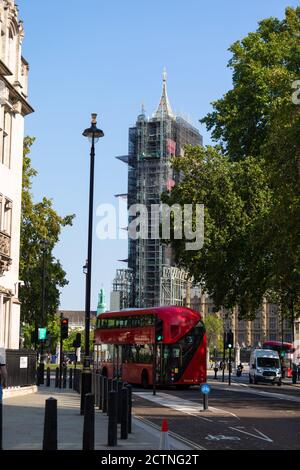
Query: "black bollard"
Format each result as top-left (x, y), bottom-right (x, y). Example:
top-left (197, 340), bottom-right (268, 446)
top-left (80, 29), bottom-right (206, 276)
top-left (82, 393), bottom-right (95, 450)
top-left (69, 368), bottom-right (73, 389)
top-left (55, 367), bottom-right (59, 388)
top-left (98, 375), bottom-right (103, 410)
top-left (63, 366), bottom-right (67, 389)
top-left (292, 368), bottom-right (297, 384)
top-left (43, 398), bottom-right (57, 450)
top-left (107, 391), bottom-right (118, 447)
top-left (46, 367), bottom-right (51, 387)
top-left (120, 387), bottom-right (129, 440)
top-left (214, 367), bottom-right (218, 380)
top-left (203, 394), bottom-right (208, 411)
top-left (117, 381), bottom-right (123, 423)
top-left (102, 377), bottom-right (108, 413)
top-left (126, 384), bottom-right (132, 434)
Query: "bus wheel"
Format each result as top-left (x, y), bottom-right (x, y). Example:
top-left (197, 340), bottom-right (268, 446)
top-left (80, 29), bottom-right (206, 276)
top-left (141, 371), bottom-right (149, 389)
top-left (175, 385), bottom-right (190, 390)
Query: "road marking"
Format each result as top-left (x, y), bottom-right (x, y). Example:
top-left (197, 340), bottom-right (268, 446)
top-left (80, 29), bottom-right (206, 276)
top-left (208, 406), bottom-right (240, 420)
top-left (219, 386), bottom-right (300, 403)
top-left (134, 392), bottom-right (213, 422)
top-left (135, 416), bottom-right (206, 450)
top-left (206, 434), bottom-right (240, 441)
top-left (229, 426), bottom-right (273, 443)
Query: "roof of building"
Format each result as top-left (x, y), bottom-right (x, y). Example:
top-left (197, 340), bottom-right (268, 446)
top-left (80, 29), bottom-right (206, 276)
top-left (58, 310), bottom-right (97, 322)
top-left (155, 68), bottom-right (174, 119)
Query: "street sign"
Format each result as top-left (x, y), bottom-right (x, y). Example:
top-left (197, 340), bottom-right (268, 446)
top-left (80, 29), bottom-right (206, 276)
top-left (200, 383), bottom-right (211, 395)
top-left (38, 328), bottom-right (47, 341)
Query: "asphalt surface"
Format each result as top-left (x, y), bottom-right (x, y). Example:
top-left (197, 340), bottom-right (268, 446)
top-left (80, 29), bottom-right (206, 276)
top-left (132, 375), bottom-right (300, 450)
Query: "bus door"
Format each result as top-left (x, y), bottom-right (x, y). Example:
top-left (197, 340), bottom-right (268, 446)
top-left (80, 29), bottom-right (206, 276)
top-left (160, 345), bottom-right (182, 384)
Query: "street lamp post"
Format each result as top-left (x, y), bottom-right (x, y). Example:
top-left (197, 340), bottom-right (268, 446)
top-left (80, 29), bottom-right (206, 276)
top-left (38, 239), bottom-right (48, 385)
top-left (80, 114), bottom-right (104, 414)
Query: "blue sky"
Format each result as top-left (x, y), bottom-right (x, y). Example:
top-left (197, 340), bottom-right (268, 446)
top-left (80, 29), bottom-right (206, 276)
top-left (18, 0), bottom-right (299, 311)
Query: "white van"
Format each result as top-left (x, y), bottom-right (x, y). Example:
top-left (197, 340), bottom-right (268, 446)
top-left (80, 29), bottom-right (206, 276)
top-left (249, 349), bottom-right (282, 386)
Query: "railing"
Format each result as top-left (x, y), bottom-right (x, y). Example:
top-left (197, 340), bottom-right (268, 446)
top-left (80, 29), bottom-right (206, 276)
top-left (6, 349), bottom-right (37, 387)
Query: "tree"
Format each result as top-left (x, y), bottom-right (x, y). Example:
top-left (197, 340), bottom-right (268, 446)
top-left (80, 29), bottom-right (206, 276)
top-left (163, 7), bottom-right (300, 323)
top-left (19, 137), bottom-right (75, 334)
top-left (162, 145), bottom-right (272, 318)
top-left (204, 314), bottom-right (224, 354)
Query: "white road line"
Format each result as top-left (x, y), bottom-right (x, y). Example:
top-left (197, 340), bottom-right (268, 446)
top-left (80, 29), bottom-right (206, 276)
top-left (222, 387), bottom-right (300, 403)
top-left (134, 391), bottom-right (213, 422)
top-left (229, 426), bottom-right (273, 443)
top-left (135, 391), bottom-right (239, 422)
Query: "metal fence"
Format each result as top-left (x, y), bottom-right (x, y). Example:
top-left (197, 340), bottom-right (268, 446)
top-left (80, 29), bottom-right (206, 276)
top-left (6, 349), bottom-right (37, 387)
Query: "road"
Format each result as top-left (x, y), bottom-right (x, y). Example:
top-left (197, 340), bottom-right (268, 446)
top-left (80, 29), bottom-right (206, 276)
top-left (132, 375), bottom-right (300, 450)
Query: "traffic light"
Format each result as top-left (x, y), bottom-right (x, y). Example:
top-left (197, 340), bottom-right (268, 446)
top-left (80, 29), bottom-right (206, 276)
top-left (31, 331), bottom-right (38, 344)
top-left (225, 330), bottom-right (234, 349)
top-left (280, 350), bottom-right (286, 358)
top-left (72, 332), bottom-right (81, 348)
top-left (61, 318), bottom-right (69, 339)
top-left (155, 318), bottom-right (164, 342)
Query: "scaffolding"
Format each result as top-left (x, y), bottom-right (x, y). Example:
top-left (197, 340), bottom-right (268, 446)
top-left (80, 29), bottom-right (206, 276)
top-left (114, 71), bottom-right (202, 308)
top-left (160, 266), bottom-right (193, 306)
top-left (111, 269), bottom-right (133, 310)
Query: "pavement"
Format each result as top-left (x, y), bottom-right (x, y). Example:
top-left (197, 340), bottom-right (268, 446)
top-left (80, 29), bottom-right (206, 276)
top-left (2, 384), bottom-right (192, 450)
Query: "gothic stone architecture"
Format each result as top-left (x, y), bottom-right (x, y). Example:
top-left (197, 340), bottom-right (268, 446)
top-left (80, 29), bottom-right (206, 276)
top-left (0, 0), bottom-right (33, 349)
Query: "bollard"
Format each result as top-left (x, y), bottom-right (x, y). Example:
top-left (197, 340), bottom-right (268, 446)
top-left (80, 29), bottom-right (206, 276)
top-left (102, 377), bottom-right (108, 413)
top-left (46, 367), bottom-right (51, 387)
top-left (117, 380), bottom-right (123, 423)
top-left (120, 387), bottom-right (129, 440)
top-left (82, 393), bottom-right (95, 450)
top-left (63, 366), bottom-right (67, 389)
top-left (69, 368), bottom-right (73, 389)
top-left (214, 367), bottom-right (218, 380)
top-left (292, 368), bottom-right (297, 385)
top-left (107, 390), bottom-right (118, 447)
top-left (43, 398), bottom-right (57, 450)
top-left (55, 367), bottom-right (59, 388)
top-left (203, 394), bottom-right (208, 411)
top-left (98, 375), bottom-right (103, 410)
top-left (126, 384), bottom-right (132, 434)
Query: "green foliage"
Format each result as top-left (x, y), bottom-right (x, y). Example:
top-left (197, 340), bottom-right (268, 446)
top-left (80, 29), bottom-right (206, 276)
top-left (204, 314), bottom-right (223, 351)
top-left (19, 137), bottom-right (75, 330)
top-left (163, 7), bottom-right (300, 322)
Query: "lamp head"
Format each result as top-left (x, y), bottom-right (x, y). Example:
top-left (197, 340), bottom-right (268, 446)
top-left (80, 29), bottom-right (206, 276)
top-left (83, 113), bottom-right (104, 144)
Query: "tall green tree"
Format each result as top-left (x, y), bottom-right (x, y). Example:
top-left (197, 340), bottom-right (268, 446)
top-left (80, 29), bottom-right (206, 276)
top-left (19, 137), bottom-right (75, 333)
top-left (163, 7), bottom-right (300, 323)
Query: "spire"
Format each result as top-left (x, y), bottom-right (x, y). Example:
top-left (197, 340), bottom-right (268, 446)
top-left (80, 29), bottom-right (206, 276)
top-left (97, 287), bottom-right (106, 315)
top-left (155, 67), bottom-right (174, 119)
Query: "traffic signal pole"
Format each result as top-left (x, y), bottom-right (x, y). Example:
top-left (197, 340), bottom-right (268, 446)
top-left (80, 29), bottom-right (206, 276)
top-left (228, 346), bottom-right (232, 386)
top-left (153, 316), bottom-right (157, 396)
top-left (59, 313), bottom-right (63, 389)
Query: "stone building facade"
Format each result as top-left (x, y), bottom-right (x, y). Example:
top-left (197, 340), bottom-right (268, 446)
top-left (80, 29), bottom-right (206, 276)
top-left (0, 0), bottom-right (33, 349)
top-left (190, 288), bottom-right (295, 351)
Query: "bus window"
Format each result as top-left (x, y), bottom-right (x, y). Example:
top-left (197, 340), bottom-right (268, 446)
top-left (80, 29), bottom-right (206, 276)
top-left (107, 319), bottom-right (115, 328)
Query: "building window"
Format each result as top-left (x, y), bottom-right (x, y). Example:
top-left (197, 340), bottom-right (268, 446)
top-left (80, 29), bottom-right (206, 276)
top-left (1, 110), bottom-right (12, 167)
top-left (3, 296), bottom-right (11, 347)
top-left (3, 198), bottom-right (12, 235)
top-left (269, 318), bottom-right (276, 329)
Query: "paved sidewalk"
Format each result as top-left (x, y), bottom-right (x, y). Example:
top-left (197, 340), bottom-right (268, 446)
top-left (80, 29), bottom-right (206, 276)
top-left (2, 385), bottom-right (190, 450)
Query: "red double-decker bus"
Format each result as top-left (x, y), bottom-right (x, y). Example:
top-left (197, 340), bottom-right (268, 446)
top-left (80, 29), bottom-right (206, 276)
top-left (94, 306), bottom-right (206, 388)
